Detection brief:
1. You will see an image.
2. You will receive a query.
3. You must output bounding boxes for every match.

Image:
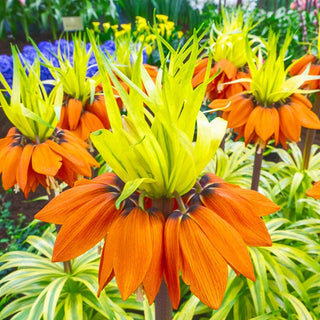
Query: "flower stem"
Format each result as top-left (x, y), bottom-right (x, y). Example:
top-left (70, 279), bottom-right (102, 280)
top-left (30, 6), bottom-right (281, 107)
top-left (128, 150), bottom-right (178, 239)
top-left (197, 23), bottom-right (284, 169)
top-left (251, 145), bottom-right (264, 191)
top-left (152, 197), bottom-right (174, 320)
top-left (302, 94), bottom-right (320, 170)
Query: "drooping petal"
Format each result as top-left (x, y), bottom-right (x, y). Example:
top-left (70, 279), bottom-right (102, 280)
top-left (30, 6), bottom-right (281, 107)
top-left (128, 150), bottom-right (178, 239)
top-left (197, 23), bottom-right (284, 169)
top-left (86, 95), bottom-right (110, 129)
top-left (164, 211), bottom-right (182, 309)
top-left (2, 144), bottom-right (23, 190)
top-left (32, 143), bottom-right (62, 176)
top-left (200, 187), bottom-right (272, 247)
top-left (227, 97), bottom-right (254, 128)
top-left (142, 209), bottom-right (164, 304)
top-left (17, 143), bottom-right (34, 192)
top-left (67, 98), bottom-right (83, 130)
top-left (290, 102), bottom-right (320, 129)
top-left (306, 180), bottom-right (320, 199)
top-left (255, 107), bottom-right (276, 142)
top-left (278, 104), bottom-right (301, 142)
top-left (244, 106), bottom-right (263, 144)
top-left (188, 205), bottom-right (255, 281)
top-left (52, 192), bottom-right (119, 261)
top-left (179, 214), bottom-right (228, 310)
top-left (35, 173), bottom-right (119, 224)
top-left (113, 207), bottom-right (153, 301)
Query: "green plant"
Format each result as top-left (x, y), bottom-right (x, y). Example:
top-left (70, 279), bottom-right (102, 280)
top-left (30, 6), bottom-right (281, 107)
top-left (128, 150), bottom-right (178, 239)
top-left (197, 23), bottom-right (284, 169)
top-left (263, 142), bottom-right (320, 220)
top-left (0, 226), bottom-right (146, 320)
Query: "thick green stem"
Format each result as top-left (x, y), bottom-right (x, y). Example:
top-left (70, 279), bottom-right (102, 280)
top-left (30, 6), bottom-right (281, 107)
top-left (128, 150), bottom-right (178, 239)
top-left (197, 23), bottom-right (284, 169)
top-left (251, 145), bottom-right (264, 191)
top-left (302, 94), bottom-right (320, 170)
top-left (152, 197), bottom-right (174, 320)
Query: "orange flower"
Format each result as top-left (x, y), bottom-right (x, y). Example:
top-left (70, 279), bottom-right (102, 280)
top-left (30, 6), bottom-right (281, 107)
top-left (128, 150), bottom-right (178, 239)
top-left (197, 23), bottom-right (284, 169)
top-left (162, 172), bottom-right (279, 309)
top-left (289, 55), bottom-right (320, 90)
top-left (58, 89), bottom-right (111, 141)
top-left (0, 127), bottom-right (99, 197)
top-left (192, 58), bottom-right (250, 100)
top-left (306, 180), bottom-right (320, 199)
top-left (98, 207), bottom-right (164, 304)
top-left (209, 92), bottom-right (320, 148)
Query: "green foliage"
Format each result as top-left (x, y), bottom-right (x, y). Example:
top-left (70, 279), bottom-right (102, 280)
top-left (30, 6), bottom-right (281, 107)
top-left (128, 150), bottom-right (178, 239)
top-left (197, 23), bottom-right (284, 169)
top-left (0, 226), bottom-right (145, 320)
top-left (263, 143), bottom-right (320, 220)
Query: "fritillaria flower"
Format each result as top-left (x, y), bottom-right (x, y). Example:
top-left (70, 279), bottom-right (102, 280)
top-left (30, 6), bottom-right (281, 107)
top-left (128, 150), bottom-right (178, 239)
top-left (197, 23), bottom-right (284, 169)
top-left (192, 8), bottom-right (253, 100)
top-left (209, 32), bottom-right (320, 149)
top-left (0, 49), bottom-right (98, 197)
top-left (37, 36), bottom-right (113, 141)
top-left (35, 32), bottom-right (278, 314)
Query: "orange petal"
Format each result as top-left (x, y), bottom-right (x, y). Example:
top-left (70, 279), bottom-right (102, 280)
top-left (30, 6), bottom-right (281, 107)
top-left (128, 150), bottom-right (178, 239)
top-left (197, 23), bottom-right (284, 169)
top-left (2, 144), bottom-right (23, 190)
top-left (52, 192), bottom-right (118, 261)
top-left (291, 93), bottom-right (312, 109)
top-left (189, 205), bottom-right (255, 281)
top-left (306, 180), bottom-right (320, 199)
top-left (289, 55), bottom-right (315, 76)
top-left (164, 211), bottom-right (182, 309)
top-left (208, 99), bottom-right (231, 111)
top-left (142, 209), bottom-right (164, 305)
top-left (228, 97), bottom-right (254, 128)
top-left (81, 111), bottom-right (105, 133)
top-left (112, 207), bottom-right (153, 301)
top-left (17, 144), bottom-right (35, 192)
top-left (200, 184), bottom-right (272, 247)
top-left (244, 106), bottom-right (263, 144)
top-left (255, 107), bottom-right (276, 142)
top-left (32, 143), bottom-right (62, 176)
top-left (35, 173), bottom-right (118, 224)
top-left (290, 102), bottom-right (320, 129)
top-left (67, 98), bottom-right (83, 130)
top-left (179, 214), bottom-right (228, 310)
top-left (216, 59), bottom-right (237, 79)
top-left (278, 104), bottom-right (301, 142)
top-left (86, 95), bottom-right (110, 129)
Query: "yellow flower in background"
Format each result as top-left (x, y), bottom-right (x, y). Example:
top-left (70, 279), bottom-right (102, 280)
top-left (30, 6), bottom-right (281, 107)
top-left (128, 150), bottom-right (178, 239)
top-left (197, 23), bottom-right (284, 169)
top-left (102, 22), bottom-right (110, 33)
top-left (121, 23), bottom-right (131, 33)
top-left (92, 22), bottom-right (100, 33)
top-left (111, 24), bottom-right (119, 33)
top-left (166, 21), bottom-right (175, 31)
top-left (177, 31), bottom-right (184, 39)
top-left (115, 30), bottom-right (127, 39)
top-left (158, 23), bottom-right (165, 36)
top-left (156, 14), bottom-right (169, 23)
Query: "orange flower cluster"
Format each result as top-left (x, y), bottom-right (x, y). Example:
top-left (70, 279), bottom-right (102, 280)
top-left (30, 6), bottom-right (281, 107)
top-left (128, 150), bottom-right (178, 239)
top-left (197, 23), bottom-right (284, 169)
top-left (192, 58), bottom-right (250, 100)
top-left (35, 172), bottom-right (279, 309)
top-left (209, 93), bottom-right (320, 148)
top-left (58, 88), bottom-right (114, 141)
top-left (0, 127), bottom-right (99, 197)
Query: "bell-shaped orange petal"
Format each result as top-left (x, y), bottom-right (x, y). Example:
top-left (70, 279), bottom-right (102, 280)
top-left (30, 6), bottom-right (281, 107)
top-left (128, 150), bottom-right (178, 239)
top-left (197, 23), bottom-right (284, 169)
top-left (32, 143), bottom-right (62, 176)
top-left (290, 102), bottom-right (320, 129)
top-left (278, 104), bottom-right (301, 142)
top-left (255, 107), bottom-right (276, 142)
top-left (17, 144), bottom-right (34, 192)
top-left (67, 98), bottom-right (83, 130)
top-left (52, 192), bottom-right (119, 261)
top-left (164, 211), bottom-right (181, 309)
top-left (112, 207), bottom-right (153, 301)
top-left (141, 209), bottom-right (164, 304)
top-left (216, 59), bottom-right (237, 79)
top-left (35, 172), bottom-right (120, 224)
top-left (228, 97), bottom-right (254, 128)
top-left (86, 95), bottom-right (110, 129)
top-left (291, 93), bottom-right (312, 109)
top-left (188, 205), bottom-right (255, 281)
top-left (306, 180), bottom-right (320, 199)
top-left (289, 55), bottom-right (316, 76)
top-left (179, 214), bottom-right (228, 310)
top-left (2, 144), bottom-right (23, 190)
